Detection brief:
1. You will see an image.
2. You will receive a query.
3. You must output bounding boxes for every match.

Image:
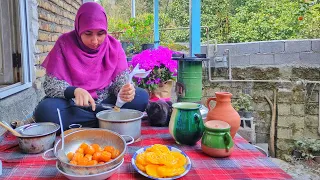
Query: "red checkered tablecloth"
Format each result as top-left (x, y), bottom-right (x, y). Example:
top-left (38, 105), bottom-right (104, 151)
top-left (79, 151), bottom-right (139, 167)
top-left (0, 121), bottom-right (292, 180)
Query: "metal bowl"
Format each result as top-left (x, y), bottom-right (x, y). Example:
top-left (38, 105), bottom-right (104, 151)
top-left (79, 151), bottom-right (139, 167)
top-left (96, 109), bottom-right (144, 141)
top-left (200, 105), bottom-right (208, 120)
top-left (15, 122), bottom-right (60, 154)
top-left (53, 128), bottom-right (133, 175)
top-left (56, 158), bottom-right (124, 180)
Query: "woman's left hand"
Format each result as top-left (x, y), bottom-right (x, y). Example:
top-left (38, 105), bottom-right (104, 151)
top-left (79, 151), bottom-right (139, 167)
top-left (119, 84), bottom-right (135, 102)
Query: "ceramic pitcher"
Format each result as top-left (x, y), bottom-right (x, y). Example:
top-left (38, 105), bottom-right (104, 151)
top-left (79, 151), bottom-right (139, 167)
top-left (206, 92), bottom-right (240, 138)
top-left (201, 120), bottom-right (234, 157)
top-left (169, 102), bottom-right (204, 145)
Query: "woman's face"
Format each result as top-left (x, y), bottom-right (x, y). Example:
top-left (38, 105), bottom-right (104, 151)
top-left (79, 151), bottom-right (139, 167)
top-left (80, 29), bottom-right (106, 49)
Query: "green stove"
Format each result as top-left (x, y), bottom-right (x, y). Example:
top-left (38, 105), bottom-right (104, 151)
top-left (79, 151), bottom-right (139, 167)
top-left (172, 55), bottom-right (209, 103)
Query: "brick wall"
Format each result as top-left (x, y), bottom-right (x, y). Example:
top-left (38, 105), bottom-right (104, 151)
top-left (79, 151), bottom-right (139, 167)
top-left (34, 0), bottom-right (82, 79)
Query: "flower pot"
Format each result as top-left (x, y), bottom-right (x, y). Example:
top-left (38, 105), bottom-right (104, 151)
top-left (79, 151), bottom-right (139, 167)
top-left (313, 156), bottom-right (320, 163)
top-left (292, 150), bottom-right (302, 158)
top-left (141, 43), bottom-right (154, 50)
top-left (121, 41), bottom-right (134, 54)
top-left (150, 80), bottom-right (174, 101)
top-left (244, 111), bottom-right (252, 118)
top-left (238, 110), bottom-right (244, 117)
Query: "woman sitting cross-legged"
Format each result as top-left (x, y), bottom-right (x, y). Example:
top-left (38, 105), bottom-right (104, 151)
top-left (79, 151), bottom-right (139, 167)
top-left (34, 2), bottom-right (149, 131)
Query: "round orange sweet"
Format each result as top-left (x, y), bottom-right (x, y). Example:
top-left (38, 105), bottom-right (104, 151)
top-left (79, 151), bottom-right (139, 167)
top-left (84, 154), bottom-right (93, 161)
top-left (104, 146), bottom-right (115, 153)
top-left (67, 152), bottom-right (74, 161)
top-left (72, 152), bottom-right (84, 162)
top-left (111, 149), bottom-right (120, 159)
top-left (100, 151), bottom-right (111, 162)
top-left (80, 143), bottom-right (89, 150)
top-left (87, 160), bottom-right (98, 166)
top-left (69, 160), bottom-right (77, 165)
top-left (76, 147), bottom-right (84, 154)
top-left (92, 151), bottom-right (102, 161)
top-left (77, 157), bottom-right (89, 166)
top-left (91, 144), bottom-right (103, 152)
top-left (84, 145), bottom-right (95, 155)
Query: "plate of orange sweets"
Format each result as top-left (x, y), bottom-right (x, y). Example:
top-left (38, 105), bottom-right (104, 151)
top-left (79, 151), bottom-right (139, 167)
top-left (131, 144), bottom-right (191, 179)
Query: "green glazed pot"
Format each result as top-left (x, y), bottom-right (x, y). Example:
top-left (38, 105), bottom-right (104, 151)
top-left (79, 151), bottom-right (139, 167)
top-left (169, 102), bottom-right (204, 145)
top-left (201, 120), bottom-right (234, 157)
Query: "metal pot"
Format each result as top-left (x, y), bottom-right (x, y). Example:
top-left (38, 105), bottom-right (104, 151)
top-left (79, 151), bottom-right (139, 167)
top-left (43, 128), bottom-right (134, 175)
top-left (96, 109), bottom-right (144, 141)
top-left (15, 122), bottom-right (60, 154)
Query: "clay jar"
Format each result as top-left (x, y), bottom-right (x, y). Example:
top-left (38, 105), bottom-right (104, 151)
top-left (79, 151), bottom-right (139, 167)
top-left (201, 120), bottom-right (234, 157)
top-left (206, 92), bottom-right (240, 138)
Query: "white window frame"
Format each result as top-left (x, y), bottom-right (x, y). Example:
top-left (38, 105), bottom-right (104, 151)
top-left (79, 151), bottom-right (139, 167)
top-left (0, 0), bottom-right (32, 99)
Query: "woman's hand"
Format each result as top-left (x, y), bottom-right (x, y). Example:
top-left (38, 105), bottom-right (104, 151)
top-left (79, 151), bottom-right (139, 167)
top-left (74, 88), bottom-right (96, 111)
top-left (119, 84), bottom-right (135, 102)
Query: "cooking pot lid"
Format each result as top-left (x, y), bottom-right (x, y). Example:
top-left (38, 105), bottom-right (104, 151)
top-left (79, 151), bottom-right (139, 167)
top-left (96, 109), bottom-right (144, 122)
top-left (16, 122), bottom-right (60, 137)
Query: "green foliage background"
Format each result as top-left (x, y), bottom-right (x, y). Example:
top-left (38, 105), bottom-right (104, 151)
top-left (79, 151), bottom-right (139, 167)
top-left (98, 0), bottom-right (319, 44)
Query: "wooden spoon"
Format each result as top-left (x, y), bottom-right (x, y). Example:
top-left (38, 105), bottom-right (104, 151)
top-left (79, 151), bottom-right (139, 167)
top-left (0, 121), bottom-right (22, 137)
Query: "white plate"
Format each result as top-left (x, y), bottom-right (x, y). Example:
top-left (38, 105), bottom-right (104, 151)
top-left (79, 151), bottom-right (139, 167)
top-left (131, 145), bottom-right (192, 179)
top-left (56, 158), bottom-right (124, 180)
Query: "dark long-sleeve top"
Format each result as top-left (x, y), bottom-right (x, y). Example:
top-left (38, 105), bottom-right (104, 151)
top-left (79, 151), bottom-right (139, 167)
top-left (43, 70), bottom-right (129, 104)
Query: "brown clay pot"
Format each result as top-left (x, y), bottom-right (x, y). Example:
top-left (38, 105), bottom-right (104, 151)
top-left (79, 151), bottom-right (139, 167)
top-left (206, 92), bottom-right (240, 138)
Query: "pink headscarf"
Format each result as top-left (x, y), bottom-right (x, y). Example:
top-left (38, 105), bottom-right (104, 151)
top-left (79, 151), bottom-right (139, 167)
top-left (42, 2), bottom-right (128, 99)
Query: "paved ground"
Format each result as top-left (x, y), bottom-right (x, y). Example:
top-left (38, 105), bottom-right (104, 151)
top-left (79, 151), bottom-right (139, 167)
top-left (271, 158), bottom-right (320, 180)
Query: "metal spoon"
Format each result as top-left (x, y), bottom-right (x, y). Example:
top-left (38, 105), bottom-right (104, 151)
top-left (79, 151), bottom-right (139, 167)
top-left (0, 121), bottom-right (22, 137)
top-left (56, 108), bottom-right (68, 163)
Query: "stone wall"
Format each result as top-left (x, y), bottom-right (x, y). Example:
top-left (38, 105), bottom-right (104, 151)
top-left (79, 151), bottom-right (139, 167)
top-left (201, 39), bottom-right (320, 158)
top-left (0, 0), bottom-right (81, 135)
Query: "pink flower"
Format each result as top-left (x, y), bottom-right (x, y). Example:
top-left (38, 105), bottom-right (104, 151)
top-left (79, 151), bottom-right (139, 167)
top-left (154, 78), bottom-right (161, 84)
top-left (146, 80), bottom-right (153, 85)
top-left (130, 46), bottom-right (178, 91)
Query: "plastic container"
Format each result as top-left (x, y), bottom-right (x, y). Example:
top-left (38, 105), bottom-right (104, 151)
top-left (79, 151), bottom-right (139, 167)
top-left (115, 64), bottom-right (151, 109)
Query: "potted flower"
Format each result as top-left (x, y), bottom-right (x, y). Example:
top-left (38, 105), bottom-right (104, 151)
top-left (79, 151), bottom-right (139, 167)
top-left (130, 46), bottom-right (178, 101)
top-left (309, 139), bottom-right (320, 163)
top-left (118, 14), bottom-right (154, 55)
top-left (293, 138), bottom-right (320, 162)
top-left (232, 93), bottom-right (253, 118)
top-left (293, 139), bottom-right (309, 159)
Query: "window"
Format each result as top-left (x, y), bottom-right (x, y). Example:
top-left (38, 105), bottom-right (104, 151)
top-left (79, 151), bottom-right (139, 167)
top-left (0, 0), bottom-right (32, 99)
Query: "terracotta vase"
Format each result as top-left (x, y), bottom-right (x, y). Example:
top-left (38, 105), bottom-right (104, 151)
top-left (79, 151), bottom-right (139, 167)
top-left (206, 92), bottom-right (240, 138)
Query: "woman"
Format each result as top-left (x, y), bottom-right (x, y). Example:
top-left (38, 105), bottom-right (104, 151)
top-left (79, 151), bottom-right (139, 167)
top-left (34, 2), bottom-right (149, 130)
